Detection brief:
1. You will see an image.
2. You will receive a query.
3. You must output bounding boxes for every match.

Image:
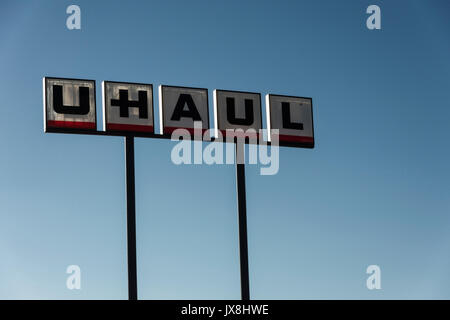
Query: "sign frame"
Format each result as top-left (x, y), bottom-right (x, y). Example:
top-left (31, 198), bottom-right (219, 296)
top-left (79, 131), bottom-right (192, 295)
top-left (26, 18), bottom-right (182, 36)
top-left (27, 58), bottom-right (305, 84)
top-left (43, 76), bottom-right (97, 132)
top-left (158, 84), bottom-right (210, 139)
top-left (213, 89), bottom-right (263, 142)
top-left (102, 80), bottom-right (155, 134)
top-left (265, 93), bottom-right (315, 149)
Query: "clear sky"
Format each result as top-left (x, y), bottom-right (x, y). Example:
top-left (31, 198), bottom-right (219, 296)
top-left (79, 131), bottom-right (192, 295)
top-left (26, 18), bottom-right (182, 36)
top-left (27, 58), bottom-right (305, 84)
top-left (1, 0), bottom-right (450, 299)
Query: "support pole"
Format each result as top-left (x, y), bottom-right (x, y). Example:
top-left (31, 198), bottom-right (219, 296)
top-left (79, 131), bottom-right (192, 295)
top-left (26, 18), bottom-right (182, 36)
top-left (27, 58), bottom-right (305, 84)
top-left (125, 136), bottom-right (138, 300)
top-left (235, 141), bottom-right (250, 300)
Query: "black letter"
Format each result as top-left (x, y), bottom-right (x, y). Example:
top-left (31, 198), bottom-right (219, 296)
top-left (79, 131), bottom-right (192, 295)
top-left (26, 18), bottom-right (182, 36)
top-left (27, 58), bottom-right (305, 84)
top-left (282, 102), bottom-right (303, 130)
top-left (111, 90), bottom-right (148, 119)
top-left (53, 85), bottom-right (90, 115)
top-left (170, 94), bottom-right (202, 121)
top-left (226, 97), bottom-right (254, 126)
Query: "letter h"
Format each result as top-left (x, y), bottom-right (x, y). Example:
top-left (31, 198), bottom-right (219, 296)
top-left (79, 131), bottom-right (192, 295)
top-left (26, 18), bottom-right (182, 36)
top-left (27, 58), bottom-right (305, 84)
top-left (111, 89), bottom-right (148, 119)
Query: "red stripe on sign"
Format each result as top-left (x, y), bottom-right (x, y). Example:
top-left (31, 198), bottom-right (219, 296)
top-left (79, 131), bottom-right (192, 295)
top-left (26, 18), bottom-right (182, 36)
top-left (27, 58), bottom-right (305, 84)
top-left (163, 126), bottom-right (209, 136)
top-left (272, 134), bottom-right (314, 143)
top-left (47, 120), bottom-right (96, 130)
top-left (106, 124), bottom-right (154, 133)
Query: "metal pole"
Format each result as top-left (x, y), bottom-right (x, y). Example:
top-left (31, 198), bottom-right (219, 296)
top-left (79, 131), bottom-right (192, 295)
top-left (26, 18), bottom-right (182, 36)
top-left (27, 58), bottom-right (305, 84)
top-left (125, 136), bottom-right (138, 300)
top-left (235, 141), bottom-right (250, 300)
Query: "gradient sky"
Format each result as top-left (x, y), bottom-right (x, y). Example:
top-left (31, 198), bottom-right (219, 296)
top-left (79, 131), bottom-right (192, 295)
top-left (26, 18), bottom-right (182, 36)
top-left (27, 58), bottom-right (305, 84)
top-left (1, 0), bottom-right (450, 299)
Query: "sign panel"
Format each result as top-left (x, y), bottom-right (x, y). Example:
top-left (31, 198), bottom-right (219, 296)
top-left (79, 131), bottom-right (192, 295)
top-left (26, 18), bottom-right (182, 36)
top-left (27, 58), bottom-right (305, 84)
top-left (213, 90), bottom-right (262, 139)
top-left (265, 94), bottom-right (314, 148)
top-left (102, 81), bottom-right (154, 133)
top-left (43, 77), bottom-right (96, 131)
top-left (159, 85), bottom-right (209, 136)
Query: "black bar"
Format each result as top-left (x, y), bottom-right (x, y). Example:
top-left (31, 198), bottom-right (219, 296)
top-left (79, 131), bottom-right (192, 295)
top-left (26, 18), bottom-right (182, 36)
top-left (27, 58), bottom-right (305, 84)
top-left (235, 141), bottom-right (250, 300)
top-left (125, 136), bottom-right (138, 300)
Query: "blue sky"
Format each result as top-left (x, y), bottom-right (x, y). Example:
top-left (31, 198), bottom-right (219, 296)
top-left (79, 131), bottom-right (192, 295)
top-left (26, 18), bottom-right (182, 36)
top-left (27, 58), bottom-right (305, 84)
top-left (1, 0), bottom-right (450, 299)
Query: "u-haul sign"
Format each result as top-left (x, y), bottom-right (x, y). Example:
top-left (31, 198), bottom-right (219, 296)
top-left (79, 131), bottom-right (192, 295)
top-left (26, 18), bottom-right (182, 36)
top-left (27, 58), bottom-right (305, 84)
top-left (43, 77), bottom-right (314, 148)
top-left (265, 94), bottom-right (314, 148)
top-left (43, 77), bottom-right (96, 131)
top-left (102, 81), bottom-right (154, 133)
top-left (213, 89), bottom-right (262, 139)
top-left (159, 85), bottom-right (209, 136)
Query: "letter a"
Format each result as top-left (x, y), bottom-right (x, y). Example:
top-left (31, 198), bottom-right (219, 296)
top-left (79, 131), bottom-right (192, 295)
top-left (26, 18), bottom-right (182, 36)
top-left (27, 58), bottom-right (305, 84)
top-left (366, 265), bottom-right (381, 290)
top-left (171, 94), bottom-right (202, 121)
top-left (366, 5), bottom-right (381, 30)
top-left (66, 5), bottom-right (81, 30)
top-left (66, 265), bottom-right (81, 290)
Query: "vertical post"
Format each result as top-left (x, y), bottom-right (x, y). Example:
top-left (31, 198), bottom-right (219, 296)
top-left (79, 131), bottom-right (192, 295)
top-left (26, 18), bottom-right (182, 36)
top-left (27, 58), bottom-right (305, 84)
top-left (235, 141), bottom-right (250, 300)
top-left (125, 136), bottom-right (138, 300)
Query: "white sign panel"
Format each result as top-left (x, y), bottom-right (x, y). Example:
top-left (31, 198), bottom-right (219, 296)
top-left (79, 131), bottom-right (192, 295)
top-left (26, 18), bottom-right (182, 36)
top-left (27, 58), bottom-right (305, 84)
top-left (102, 81), bottom-right (154, 133)
top-left (159, 85), bottom-right (209, 135)
top-left (265, 94), bottom-right (314, 147)
top-left (213, 89), bottom-right (262, 138)
top-left (43, 77), bottom-right (96, 131)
